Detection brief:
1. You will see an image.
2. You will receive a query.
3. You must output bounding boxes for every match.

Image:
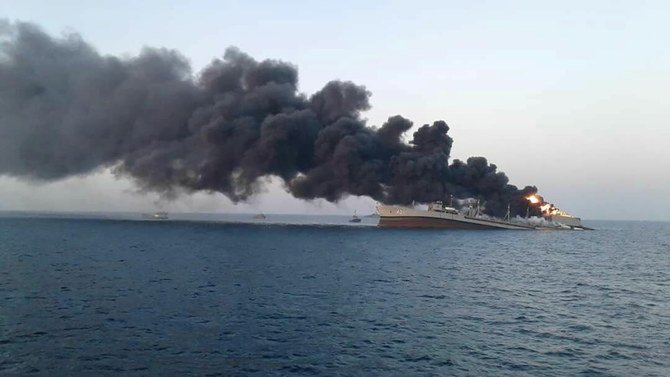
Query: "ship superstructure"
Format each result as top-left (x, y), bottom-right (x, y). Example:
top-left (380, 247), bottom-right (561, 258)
top-left (377, 201), bottom-right (584, 230)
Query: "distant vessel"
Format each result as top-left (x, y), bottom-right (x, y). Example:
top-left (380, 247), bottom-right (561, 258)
top-left (349, 211), bottom-right (361, 223)
top-left (377, 201), bottom-right (586, 230)
top-left (253, 213), bottom-right (266, 220)
top-left (142, 212), bottom-right (169, 220)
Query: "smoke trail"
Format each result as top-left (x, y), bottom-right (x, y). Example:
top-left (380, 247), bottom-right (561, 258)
top-left (0, 20), bottom-right (542, 217)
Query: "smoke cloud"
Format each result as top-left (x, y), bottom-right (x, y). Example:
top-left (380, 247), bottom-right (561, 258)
top-left (0, 20), bottom-right (543, 217)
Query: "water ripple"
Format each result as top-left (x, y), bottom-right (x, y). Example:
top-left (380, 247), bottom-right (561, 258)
top-left (0, 218), bottom-right (669, 375)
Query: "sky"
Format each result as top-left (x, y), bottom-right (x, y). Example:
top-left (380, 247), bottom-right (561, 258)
top-left (0, 0), bottom-right (669, 220)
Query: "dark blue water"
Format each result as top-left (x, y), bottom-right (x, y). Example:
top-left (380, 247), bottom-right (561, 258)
top-left (1, 217), bottom-right (669, 376)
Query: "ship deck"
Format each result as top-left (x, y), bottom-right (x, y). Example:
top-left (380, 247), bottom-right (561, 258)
top-left (376, 206), bottom-right (534, 230)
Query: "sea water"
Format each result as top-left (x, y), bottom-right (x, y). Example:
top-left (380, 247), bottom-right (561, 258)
top-left (1, 215), bottom-right (669, 375)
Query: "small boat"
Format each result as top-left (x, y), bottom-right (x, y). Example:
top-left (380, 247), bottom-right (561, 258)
top-left (253, 213), bottom-right (266, 220)
top-left (142, 211), bottom-right (169, 220)
top-left (349, 211), bottom-right (361, 223)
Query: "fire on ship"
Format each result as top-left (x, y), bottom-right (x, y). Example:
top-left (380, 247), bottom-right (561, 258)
top-left (377, 195), bottom-right (586, 230)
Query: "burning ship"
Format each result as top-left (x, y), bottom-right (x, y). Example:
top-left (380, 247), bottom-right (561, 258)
top-left (377, 195), bottom-right (585, 230)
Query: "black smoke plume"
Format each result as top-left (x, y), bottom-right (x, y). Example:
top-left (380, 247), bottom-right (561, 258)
top-left (0, 20), bottom-right (543, 217)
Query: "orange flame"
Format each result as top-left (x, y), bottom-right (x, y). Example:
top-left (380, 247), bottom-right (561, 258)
top-left (526, 195), bottom-right (540, 204)
top-left (526, 193), bottom-right (572, 217)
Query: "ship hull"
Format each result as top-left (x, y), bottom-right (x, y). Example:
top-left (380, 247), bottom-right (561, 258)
top-left (377, 205), bottom-right (533, 230)
top-left (379, 216), bottom-right (505, 229)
